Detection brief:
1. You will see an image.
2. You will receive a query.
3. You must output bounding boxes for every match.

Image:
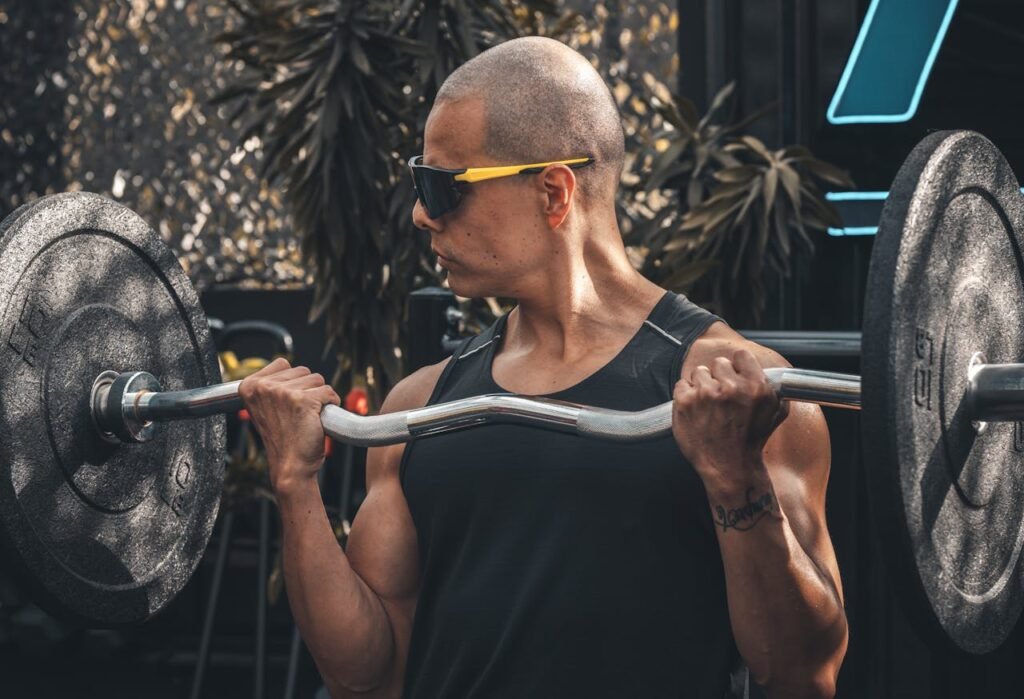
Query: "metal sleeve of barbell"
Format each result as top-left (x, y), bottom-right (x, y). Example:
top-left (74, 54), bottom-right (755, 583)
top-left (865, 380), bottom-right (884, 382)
top-left (764, 367), bottom-right (861, 410)
top-left (133, 380), bottom-right (244, 420)
top-left (968, 363), bottom-right (1024, 421)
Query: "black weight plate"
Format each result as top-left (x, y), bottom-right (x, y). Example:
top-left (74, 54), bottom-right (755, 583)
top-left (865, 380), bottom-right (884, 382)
top-left (863, 131), bottom-right (1024, 653)
top-left (0, 192), bottom-right (225, 626)
top-left (0, 196), bottom-right (50, 243)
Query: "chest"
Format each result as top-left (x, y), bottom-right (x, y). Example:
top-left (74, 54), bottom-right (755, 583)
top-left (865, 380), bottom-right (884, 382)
top-left (403, 424), bottom-right (710, 544)
top-left (490, 346), bottom-right (626, 395)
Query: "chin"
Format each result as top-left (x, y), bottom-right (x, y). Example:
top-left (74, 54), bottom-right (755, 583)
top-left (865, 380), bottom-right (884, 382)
top-left (446, 273), bottom-right (500, 300)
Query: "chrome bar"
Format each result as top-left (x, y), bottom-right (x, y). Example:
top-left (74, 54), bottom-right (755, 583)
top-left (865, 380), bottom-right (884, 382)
top-left (765, 367), bottom-right (862, 410)
top-left (135, 380), bottom-right (243, 419)
top-left (968, 363), bottom-right (1024, 422)
top-left (115, 366), bottom-right (862, 446)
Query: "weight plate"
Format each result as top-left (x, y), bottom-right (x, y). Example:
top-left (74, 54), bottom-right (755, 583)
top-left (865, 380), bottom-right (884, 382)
top-left (0, 197), bottom-right (50, 243)
top-left (0, 192), bottom-right (225, 626)
top-left (863, 131), bottom-right (1024, 653)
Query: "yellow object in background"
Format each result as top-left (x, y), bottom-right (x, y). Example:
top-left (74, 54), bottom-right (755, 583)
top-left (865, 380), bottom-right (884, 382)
top-left (218, 351), bottom-right (290, 381)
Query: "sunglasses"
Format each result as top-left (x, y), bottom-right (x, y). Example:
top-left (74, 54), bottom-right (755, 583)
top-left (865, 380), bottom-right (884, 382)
top-left (407, 155), bottom-right (595, 219)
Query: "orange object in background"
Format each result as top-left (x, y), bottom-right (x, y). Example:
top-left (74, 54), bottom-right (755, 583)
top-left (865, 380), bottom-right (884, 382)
top-left (345, 387), bottom-right (369, 416)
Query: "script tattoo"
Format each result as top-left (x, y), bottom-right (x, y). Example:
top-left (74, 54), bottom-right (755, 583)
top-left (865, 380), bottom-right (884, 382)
top-left (712, 487), bottom-right (776, 533)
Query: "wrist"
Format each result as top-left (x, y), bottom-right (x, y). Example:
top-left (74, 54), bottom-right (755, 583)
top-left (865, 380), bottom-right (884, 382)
top-left (272, 468), bottom-right (321, 501)
top-left (703, 468), bottom-right (784, 535)
top-left (696, 455), bottom-right (771, 501)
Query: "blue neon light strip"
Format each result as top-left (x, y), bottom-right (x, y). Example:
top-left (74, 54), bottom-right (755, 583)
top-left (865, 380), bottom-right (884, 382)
top-left (825, 192), bottom-right (888, 202)
top-left (825, 189), bottom-right (1024, 236)
top-left (827, 0), bottom-right (960, 124)
top-left (828, 226), bottom-right (880, 237)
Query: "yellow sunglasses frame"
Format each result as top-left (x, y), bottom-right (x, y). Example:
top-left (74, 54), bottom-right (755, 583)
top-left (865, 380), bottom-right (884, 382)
top-left (408, 155), bottom-right (595, 219)
top-left (453, 157), bottom-right (595, 183)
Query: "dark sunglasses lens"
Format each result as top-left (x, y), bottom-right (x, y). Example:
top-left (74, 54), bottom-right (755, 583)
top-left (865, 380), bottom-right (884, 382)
top-left (411, 166), bottom-right (460, 218)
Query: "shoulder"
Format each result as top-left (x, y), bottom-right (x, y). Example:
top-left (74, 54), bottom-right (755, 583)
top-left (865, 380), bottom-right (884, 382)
top-left (685, 321), bottom-right (791, 372)
top-left (380, 356), bottom-right (453, 415)
top-left (366, 356), bottom-right (453, 483)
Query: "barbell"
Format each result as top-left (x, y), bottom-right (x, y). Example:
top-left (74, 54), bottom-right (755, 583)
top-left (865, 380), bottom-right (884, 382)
top-left (0, 130), bottom-right (1022, 656)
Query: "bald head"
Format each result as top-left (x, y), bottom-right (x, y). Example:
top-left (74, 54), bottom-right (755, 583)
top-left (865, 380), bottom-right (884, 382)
top-left (435, 37), bottom-right (625, 201)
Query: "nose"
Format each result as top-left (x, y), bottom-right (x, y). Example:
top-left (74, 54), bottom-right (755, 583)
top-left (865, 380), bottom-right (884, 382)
top-left (412, 198), bottom-right (442, 233)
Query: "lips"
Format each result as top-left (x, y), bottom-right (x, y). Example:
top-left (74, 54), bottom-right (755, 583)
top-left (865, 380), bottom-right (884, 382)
top-left (432, 247), bottom-right (455, 265)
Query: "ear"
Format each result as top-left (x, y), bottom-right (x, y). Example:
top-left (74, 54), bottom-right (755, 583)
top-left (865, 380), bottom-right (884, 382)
top-left (540, 165), bottom-right (577, 229)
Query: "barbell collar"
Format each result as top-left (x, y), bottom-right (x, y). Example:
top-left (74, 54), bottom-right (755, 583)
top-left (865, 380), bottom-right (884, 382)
top-left (98, 366), bottom-right (863, 446)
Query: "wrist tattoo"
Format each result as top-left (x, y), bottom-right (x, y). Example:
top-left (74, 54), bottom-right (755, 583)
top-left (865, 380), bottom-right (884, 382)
top-left (712, 487), bottom-right (777, 533)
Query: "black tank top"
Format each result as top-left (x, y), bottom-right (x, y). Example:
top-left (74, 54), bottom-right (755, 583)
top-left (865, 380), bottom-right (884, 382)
top-left (400, 291), bottom-right (748, 699)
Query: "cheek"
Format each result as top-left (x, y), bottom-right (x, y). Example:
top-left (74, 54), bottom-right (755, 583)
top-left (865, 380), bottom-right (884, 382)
top-left (455, 191), bottom-right (544, 264)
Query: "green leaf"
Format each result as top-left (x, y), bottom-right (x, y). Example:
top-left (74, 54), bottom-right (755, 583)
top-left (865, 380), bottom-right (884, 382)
top-left (734, 180), bottom-right (762, 225)
top-left (698, 81), bottom-right (735, 130)
top-left (713, 165), bottom-right (760, 184)
top-left (761, 166), bottom-right (778, 231)
top-left (740, 135), bottom-right (773, 163)
top-left (349, 38), bottom-right (373, 75)
top-left (778, 162), bottom-right (800, 208)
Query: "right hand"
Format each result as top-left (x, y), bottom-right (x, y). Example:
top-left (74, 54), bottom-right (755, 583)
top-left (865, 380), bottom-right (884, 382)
top-left (238, 357), bottom-right (342, 491)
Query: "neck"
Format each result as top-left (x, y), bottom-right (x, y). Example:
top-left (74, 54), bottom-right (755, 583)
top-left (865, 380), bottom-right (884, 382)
top-left (504, 215), bottom-right (665, 362)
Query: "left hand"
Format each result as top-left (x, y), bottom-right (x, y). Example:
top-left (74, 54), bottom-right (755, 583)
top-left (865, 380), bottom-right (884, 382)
top-left (672, 349), bottom-right (788, 493)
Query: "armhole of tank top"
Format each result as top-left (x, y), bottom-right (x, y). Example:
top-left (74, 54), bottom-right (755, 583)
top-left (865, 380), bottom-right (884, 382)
top-left (668, 312), bottom-right (724, 390)
top-left (398, 336), bottom-right (475, 486)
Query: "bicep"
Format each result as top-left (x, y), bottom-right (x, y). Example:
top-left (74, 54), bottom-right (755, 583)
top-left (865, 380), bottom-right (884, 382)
top-left (346, 443), bottom-right (420, 607)
top-left (763, 400), bottom-right (844, 604)
top-left (343, 359), bottom-right (450, 616)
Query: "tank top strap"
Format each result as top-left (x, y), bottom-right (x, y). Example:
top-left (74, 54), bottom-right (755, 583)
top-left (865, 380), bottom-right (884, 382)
top-left (642, 292), bottom-right (725, 389)
top-left (424, 312), bottom-right (508, 407)
top-left (456, 313), bottom-right (507, 363)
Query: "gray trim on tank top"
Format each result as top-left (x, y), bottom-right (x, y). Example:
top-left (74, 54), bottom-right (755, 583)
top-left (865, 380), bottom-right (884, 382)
top-left (643, 319), bottom-right (684, 346)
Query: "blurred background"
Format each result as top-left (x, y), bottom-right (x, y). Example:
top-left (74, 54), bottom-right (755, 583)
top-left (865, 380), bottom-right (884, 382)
top-left (2, 0), bottom-right (1024, 696)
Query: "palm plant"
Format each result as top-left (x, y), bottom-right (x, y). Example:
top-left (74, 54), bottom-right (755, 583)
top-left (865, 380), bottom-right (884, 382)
top-left (626, 82), bottom-right (854, 325)
top-left (214, 0), bottom-right (553, 405)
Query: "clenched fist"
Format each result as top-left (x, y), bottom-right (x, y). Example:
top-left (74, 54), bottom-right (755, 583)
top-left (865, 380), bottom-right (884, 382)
top-left (238, 357), bottom-right (342, 492)
top-left (672, 349), bottom-right (788, 494)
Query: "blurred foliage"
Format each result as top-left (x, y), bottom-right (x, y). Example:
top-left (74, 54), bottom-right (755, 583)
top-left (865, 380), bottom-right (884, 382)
top-left (214, 0), bottom-right (561, 405)
top-left (0, 0), bottom-right (307, 288)
top-left (624, 83), bottom-right (854, 325)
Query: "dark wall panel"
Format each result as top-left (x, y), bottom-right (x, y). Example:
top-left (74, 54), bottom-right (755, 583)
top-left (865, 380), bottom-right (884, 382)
top-left (677, 1), bottom-right (1024, 696)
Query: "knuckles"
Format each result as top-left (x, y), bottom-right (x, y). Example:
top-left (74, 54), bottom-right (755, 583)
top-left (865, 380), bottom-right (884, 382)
top-left (711, 356), bottom-right (733, 372)
top-left (675, 359), bottom-right (778, 410)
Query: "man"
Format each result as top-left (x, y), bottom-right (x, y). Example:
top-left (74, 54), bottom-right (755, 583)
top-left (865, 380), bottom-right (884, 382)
top-left (239, 37), bottom-right (847, 698)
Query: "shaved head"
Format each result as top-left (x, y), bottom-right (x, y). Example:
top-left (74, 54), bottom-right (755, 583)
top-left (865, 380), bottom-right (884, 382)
top-left (435, 37), bottom-right (625, 201)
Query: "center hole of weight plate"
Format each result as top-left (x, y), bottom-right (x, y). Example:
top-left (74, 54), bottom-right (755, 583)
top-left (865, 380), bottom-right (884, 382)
top-left (939, 280), bottom-right (1008, 509)
top-left (43, 304), bottom-right (162, 514)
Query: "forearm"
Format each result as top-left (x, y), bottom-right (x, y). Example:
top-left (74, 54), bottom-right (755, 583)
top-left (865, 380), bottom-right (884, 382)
top-left (277, 474), bottom-right (397, 694)
top-left (708, 467), bottom-right (846, 698)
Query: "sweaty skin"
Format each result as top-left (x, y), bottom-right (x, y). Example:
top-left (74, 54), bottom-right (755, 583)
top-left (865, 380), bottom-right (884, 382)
top-left (240, 38), bottom-right (847, 699)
